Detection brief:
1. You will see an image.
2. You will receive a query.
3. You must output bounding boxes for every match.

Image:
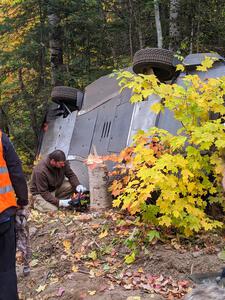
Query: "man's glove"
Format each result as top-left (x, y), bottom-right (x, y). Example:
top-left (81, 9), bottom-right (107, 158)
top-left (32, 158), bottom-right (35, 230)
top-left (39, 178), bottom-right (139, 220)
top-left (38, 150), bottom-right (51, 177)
top-left (16, 208), bottom-right (28, 226)
top-left (59, 199), bottom-right (71, 208)
top-left (76, 184), bottom-right (87, 193)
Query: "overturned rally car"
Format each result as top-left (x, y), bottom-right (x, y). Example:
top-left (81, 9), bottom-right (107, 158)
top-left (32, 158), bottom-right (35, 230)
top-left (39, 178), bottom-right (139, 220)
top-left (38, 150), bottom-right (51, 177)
top-left (38, 48), bottom-right (225, 188)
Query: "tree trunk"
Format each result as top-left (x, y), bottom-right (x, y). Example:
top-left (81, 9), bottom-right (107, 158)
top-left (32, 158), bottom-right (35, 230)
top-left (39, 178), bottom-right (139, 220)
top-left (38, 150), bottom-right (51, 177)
top-left (86, 153), bottom-right (112, 211)
top-left (196, 0), bottom-right (201, 53)
top-left (128, 0), bottom-right (133, 59)
top-left (111, 47), bottom-right (117, 67)
top-left (48, 12), bottom-right (64, 86)
top-left (38, 0), bottom-right (46, 89)
top-left (169, 0), bottom-right (180, 52)
top-left (18, 68), bottom-right (39, 146)
top-left (0, 107), bottom-right (9, 135)
top-left (154, 0), bottom-right (163, 48)
top-left (132, 0), bottom-right (144, 49)
top-left (189, 19), bottom-right (194, 54)
top-left (138, 27), bottom-right (144, 49)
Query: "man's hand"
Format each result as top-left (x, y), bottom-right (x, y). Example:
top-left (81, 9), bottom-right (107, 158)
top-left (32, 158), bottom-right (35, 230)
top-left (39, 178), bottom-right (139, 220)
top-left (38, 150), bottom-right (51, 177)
top-left (16, 207), bottom-right (28, 226)
top-left (59, 199), bottom-right (71, 208)
top-left (76, 184), bottom-right (87, 193)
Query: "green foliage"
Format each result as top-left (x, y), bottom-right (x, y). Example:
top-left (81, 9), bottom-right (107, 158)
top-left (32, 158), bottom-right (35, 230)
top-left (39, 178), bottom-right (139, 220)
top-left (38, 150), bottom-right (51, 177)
top-left (124, 228), bottom-right (140, 250)
top-left (146, 230), bottom-right (160, 243)
top-left (111, 58), bottom-right (225, 236)
top-left (1, 0), bottom-right (225, 170)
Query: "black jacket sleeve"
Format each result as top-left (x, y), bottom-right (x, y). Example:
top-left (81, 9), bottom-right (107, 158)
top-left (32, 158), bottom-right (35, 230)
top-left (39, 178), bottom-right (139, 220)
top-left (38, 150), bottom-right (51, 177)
top-left (2, 133), bottom-right (28, 207)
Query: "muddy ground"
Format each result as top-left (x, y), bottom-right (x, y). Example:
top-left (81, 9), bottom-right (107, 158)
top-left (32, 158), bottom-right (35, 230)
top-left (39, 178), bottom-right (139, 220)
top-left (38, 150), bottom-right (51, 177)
top-left (17, 209), bottom-right (225, 300)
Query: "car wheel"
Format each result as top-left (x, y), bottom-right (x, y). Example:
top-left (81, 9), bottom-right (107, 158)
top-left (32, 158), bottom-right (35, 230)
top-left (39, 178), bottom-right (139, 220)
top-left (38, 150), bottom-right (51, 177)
top-left (51, 86), bottom-right (83, 110)
top-left (133, 48), bottom-right (177, 81)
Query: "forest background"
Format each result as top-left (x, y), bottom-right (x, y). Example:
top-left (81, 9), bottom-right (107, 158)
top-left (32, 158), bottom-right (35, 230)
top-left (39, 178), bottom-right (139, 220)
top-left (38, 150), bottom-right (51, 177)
top-left (1, 0), bottom-right (225, 171)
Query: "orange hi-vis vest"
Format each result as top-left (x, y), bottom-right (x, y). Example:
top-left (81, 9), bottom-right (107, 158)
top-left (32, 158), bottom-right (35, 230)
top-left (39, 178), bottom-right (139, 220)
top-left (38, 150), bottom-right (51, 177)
top-left (0, 131), bottom-right (17, 213)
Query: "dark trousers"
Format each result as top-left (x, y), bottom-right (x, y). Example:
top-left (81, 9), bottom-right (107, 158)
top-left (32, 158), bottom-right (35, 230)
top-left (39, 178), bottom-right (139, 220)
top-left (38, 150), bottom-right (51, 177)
top-left (0, 217), bottom-right (18, 300)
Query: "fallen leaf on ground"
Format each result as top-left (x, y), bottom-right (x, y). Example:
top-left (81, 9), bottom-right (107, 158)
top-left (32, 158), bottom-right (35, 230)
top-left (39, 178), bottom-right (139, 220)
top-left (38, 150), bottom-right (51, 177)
top-left (72, 265), bottom-right (78, 272)
top-left (89, 269), bottom-right (96, 278)
top-left (60, 254), bottom-right (67, 260)
top-left (50, 277), bottom-right (59, 285)
top-left (99, 285), bottom-right (107, 292)
top-left (76, 214), bottom-right (92, 222)
top-left (74, 252), bottom-right (83, 260)
top-left (124, 284), bottom-right (133, 290)
top-left (108, 283), bottom-right (115, 290)
top-left (50, 228), bottom-right (58, 236)
top-left (171, 238), bottom-right (181, 250)
top-left (36, 284), bottom-right (46, 293)
top-left (88, 290), bottom-right (96, 295)
top-left (30, 259), bottom-right (39, 267)
top-left (124, 251), bottom-right (136, 264)
top-left (63, 239), bottom-right (71, 254)
top-left (56, 287), bottom-right (65, 297)
top-left (88, 250), bottom-right (97, 260)
top-left (99, 230), bottom-right (108, 239)
top-left (91, 223), bottom-right (100, 229)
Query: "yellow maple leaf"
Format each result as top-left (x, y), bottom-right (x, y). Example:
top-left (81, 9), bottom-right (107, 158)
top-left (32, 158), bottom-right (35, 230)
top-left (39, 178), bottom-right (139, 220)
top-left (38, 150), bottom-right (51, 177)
top-left (159, 215), bottom-right (171, 227)
top-left (182, 169), bottom-right (194, 183)
top-left (99, 230), bottom-right (108, 239)
top-left (196, 56), bottom-right (217, 72)
top-left (173, 210), bottom-right (180, 218)
top-left (176, 64), bottom-right (185, 72)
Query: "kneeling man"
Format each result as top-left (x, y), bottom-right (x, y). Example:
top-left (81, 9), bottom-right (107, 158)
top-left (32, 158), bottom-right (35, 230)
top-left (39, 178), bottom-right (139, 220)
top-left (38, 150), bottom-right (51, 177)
top-left (30, 150), bottom-right (85, 212)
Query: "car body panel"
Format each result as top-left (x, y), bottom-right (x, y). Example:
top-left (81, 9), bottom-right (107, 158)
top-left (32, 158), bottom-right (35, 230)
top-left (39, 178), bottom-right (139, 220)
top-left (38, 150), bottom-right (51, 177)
top-left (40, 110), bottom-right (77, 157)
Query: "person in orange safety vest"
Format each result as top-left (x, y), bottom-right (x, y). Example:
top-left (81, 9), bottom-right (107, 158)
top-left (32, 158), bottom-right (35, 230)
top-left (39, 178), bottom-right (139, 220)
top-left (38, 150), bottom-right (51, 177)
top-left (0, 130), bottom-right (28, 300)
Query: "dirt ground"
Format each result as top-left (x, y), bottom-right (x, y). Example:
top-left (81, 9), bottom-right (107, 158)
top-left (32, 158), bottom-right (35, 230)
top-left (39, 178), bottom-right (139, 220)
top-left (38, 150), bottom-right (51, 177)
top-left (17, 209), bottom-right (225, 300)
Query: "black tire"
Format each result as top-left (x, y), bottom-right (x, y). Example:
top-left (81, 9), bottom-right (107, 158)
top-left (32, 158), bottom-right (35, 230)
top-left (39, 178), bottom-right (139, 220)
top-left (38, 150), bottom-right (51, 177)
top-left (133, 48), bottom-right (177, 81)
top-left (51, 86), bottom-right (83, 110)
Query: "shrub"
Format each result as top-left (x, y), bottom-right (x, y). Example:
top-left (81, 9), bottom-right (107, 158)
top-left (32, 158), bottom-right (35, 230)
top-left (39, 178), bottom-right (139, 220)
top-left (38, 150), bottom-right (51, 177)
top-left (110, 58), bottom-right (225, 236)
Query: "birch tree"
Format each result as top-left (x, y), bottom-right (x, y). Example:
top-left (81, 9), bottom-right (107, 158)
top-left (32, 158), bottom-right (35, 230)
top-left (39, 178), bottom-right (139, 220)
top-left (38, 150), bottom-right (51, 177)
top-left (169, 0), bottom-right (180, 51)
top-left (154, 0), bottom-right (163, 48)
top-left (48, 6), bottom-right (64, 86)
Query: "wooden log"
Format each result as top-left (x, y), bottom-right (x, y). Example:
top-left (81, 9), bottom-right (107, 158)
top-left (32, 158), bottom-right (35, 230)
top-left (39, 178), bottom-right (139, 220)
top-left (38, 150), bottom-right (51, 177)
top-left (86, 153), bottom-right (112, 211)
